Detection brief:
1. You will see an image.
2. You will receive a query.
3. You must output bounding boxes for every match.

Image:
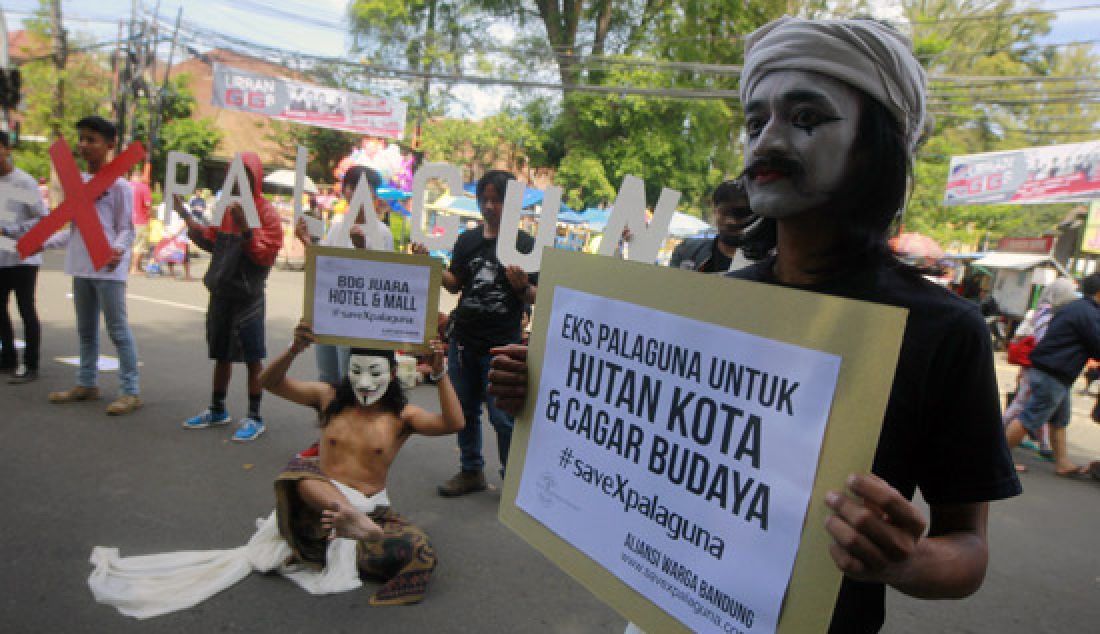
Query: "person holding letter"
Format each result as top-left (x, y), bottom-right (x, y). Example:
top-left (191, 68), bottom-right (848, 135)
top-left (437, 170), bottom-right (537, 497)
top-left (490, 16), bottom-right (1020, 633)
top-left (176, 152), bottom-right (284, 441)
top-left (295, 165), bottom-right (394, 385)
top-left (43, 116), bottom-right (144, 415)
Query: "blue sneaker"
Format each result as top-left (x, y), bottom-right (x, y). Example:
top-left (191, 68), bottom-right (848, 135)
top-left (232, 416), bottom-right (265, 442)
top-left (182, 409), bottom-right (231, 430)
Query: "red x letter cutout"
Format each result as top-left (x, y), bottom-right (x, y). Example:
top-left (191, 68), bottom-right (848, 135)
top-left (17, 138), bottom-right (145, 270)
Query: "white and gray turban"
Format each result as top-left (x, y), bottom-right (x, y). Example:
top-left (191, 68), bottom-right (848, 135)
top-left (740, 16), bottom-right (929, 151)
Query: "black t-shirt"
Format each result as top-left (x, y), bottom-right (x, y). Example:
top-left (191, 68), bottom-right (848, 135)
top-left (730, 257), bottom-right (1021, 634)
top-left (701, 238), bottom-right (733, 273)
top-left (448, 226), bottom-right (538, 351)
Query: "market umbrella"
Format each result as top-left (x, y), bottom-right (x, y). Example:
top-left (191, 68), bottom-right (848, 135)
top-left (667, 211), bottom-right (712, 238)
top-left (264, 169), bottom-right (318, 194)
top-left (890, 232), bottom-right (944, 259)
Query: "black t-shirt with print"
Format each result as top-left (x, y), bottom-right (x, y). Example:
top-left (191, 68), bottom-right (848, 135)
top-left (448, 226), bottom-right (538, 351)
top-left (701, 238), bottom-right (733, 273)
top-left (730, 256), bottom-right (1021, 634)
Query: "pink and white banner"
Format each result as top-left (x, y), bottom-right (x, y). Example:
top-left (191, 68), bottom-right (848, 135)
top-left (944, 140), bottom-right (1100, 206)
top-left (211, 63), bottom-right (406, 139)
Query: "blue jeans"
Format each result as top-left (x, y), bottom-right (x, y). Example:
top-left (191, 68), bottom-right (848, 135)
top-left (1019, 367), bottom-right (1071, 431)
top-left (314, 343), bottom-right (350, 385)
top-left (72, 277), bottom-right (140, 395)
top-left (448, 339), bottom-right (514, 473)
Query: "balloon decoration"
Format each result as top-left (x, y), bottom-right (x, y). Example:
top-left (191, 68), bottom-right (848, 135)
top-left (333, 137), bottom-right (415, 193)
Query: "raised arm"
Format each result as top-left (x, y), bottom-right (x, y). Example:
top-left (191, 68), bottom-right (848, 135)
top-left (260, 320), bottom-right (334, 410)
top-left (402, 339), bottom-right (464, 436)
top-left (176, 194), bottom-right (216, 252)
top-left (441, 268), bottom-right (464, 294)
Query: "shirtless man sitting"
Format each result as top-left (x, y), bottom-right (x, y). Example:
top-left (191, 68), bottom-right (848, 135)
top-left (260, 320), bottom-right (464, 604)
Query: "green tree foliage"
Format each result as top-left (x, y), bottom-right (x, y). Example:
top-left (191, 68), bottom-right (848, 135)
top-left (268, 121), bottom-right (359, 184)
top-left (15, 22), bottom-right (111, 179)
top-left (131, 74), bottom-right (223, 184)
top-left (901, 0), bottom-right (1099, 249)
top-left (418, 111), bottom-right (544, 182)
top-left (552, 65), bottom-right (736, 212)
top-left (344, 0), bottom-right (1098, 240)
top-left (554, 149), bottom-right (616, 209)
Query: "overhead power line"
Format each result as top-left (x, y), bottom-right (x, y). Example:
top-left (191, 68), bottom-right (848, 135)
top-left (150, 14), bottom-right (1100, 111)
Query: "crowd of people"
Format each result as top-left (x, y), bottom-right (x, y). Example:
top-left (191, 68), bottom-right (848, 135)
top-left (2, 14), bottom-right (1099, 634)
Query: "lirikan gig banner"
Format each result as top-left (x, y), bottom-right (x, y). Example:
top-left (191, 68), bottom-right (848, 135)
top-left (211, 63), bottom-right (407, 139)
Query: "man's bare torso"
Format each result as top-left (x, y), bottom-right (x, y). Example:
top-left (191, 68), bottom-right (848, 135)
top-left (319, 403), bottom-right (410, 497)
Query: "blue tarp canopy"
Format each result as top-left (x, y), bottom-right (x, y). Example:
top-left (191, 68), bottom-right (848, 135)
top-left (556, 210), bottom-right (588, 224)
top-left (448, 197), bottom-right (480, 213)
top-left (580, 208), bottom-right (612, 231)
top-left (376, 187), bottom-right (411, 201)
top-left (463, 183), bottom-right (546, 209)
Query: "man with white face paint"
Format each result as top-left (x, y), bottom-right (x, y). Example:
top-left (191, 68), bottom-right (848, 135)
top-left (490, 16), bottom-right (1020, 634)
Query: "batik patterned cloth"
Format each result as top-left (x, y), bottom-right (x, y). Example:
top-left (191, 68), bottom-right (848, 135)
top-left (274, 454), bottom-right (437, 605)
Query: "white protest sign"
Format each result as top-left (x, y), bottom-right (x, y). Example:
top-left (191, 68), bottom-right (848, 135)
top-left (212, 154), bottom-right (261, 229)
top-left (408, 162), bottom-right (461, 252)
top-left (497, 180), bottom-right (562, 271)
top-left (515, 287), bottom-right (841, 634)
top-left (164, 151), bottom-right (198, 215)
top-left (0, 182), bottom-right (39, 252)
top-left (601, 175), bottom-right (679, 263)
top-left (311, 251), bottom-right (433, 345)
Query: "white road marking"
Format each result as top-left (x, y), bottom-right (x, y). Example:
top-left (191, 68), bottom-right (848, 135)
top-left (127, 293), bottom-right (206, 313)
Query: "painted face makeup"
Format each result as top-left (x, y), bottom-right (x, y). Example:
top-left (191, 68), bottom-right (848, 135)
top-left (742, 70), bottom-right (862, 219)
top-left (348, 354), bottom-right (392, 406)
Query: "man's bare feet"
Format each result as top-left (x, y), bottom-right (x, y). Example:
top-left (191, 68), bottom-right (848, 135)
top-left (321, 502), bottom-right (384, 541)
top-left (1054, 462), bottom-right (1083, 478)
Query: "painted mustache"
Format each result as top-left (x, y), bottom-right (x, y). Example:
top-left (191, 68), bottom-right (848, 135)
top-left (741, 157), bottom-right (805, 182)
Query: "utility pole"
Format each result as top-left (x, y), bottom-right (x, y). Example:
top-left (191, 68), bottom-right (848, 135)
top-left (146, 7), bottom-right (183, 185)
top-left (413, 0), bottom-right (437, 150)
top-left (111, 19), bottom-right (124, 136)
top-left (49, 0), bottom-right (66, 140)
top-left (0, 6), bottom-right (11, 134)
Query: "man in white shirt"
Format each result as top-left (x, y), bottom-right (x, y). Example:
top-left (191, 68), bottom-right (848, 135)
top-left (0, 130), bottom-right (48, 383)
top-left (43, 116), bottom-right (142, 415)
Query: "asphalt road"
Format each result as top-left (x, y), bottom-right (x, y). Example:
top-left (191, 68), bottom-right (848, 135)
top-left (2, 252), bottom-right (1098, 633)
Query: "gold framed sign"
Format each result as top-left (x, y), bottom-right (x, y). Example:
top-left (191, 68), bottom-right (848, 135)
top-left (500, 249), bottom-right (907, 634)
top-left (303, 246), bottom-right (442, 352)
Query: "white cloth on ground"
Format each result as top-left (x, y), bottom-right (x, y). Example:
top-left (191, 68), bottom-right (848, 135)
top-left (87, 482), bottom-right (389, 619)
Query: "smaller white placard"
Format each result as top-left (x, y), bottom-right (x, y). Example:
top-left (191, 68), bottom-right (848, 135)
top-left (311, 254), bottom-right (432, 345)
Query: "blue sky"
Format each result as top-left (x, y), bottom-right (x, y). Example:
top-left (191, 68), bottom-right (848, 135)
top-left (3, 0), bottom-right (1091, 55)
